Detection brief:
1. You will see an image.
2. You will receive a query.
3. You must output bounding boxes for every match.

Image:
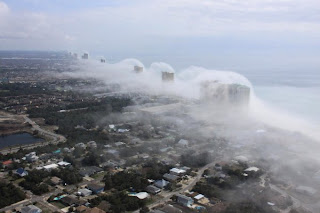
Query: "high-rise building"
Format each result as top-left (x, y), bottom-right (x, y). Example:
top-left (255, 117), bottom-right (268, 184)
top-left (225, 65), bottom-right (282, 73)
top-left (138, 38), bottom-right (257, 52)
top-left (134, 65), bottom-right (143, 73)
top-left (162, 71), bottom-right (174, 82)
top-left (200, 81), bottom-right (250, 106)
top-left (82, 53), bottom-right (89, 59)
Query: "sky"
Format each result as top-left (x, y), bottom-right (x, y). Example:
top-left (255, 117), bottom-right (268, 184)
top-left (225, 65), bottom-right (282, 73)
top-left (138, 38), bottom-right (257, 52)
top-left (0, 0), bottom-right (320, 70)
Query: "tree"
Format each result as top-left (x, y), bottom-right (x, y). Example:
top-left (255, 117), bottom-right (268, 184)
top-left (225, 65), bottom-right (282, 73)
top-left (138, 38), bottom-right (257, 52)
top-left (104, 174), bottom-right (113, 190)
top-left (140, 207), bottom-right (150, 213)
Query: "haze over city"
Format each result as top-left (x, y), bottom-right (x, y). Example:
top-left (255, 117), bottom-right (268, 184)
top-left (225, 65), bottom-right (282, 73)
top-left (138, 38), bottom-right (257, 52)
top-left (0, 1), bottom-right (320, 213)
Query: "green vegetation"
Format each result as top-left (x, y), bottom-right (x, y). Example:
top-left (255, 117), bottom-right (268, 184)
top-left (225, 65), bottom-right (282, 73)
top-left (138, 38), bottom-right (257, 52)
top-left (181, 151), bottom-right (211, 168)
top-left (143, 161), bottom-right (172, 180)
top-left (0, 182), bottom-right (26, 208)
top-left (89, 191), bottom-right (148, 213)
top-left (27, 96), bottom-right (132, 143)
top-left (0, 83), bottom-right (51, 97)
top-left (103, 171), bottom-right (149, 191)
top-left (51, 168), bottom-right (82, 185)
top-left (193, 181), bottom-right (221, 198)
top-left (19, 170), bottom-right (50, 195)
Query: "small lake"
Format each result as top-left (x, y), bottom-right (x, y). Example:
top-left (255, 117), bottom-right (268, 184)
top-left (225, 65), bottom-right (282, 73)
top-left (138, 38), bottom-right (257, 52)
top-left (0, 132), bottom-right (44, 149)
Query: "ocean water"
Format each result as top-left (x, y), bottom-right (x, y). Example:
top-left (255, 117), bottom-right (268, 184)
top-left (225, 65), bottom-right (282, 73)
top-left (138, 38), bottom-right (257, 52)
top-left (254, 86), bottom-right (320, 126)
top-left (239, 69), bottom-right (320, 126)
top-left (103, 54), bottom-right (320, 129)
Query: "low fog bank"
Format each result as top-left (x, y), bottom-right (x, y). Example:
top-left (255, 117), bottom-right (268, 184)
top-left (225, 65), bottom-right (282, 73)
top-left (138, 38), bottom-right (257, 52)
top-left (61, 58), bottom-right (320, 141)
top-left (56, 57), bottom-right (320, 212)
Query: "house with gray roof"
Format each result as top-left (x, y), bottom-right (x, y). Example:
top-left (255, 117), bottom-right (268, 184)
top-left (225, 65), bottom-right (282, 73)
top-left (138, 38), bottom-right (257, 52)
top-left (21, 205), bottom-right (42, 213)
top-left (154, 179), bottom-right (169, 189)
top-left (176, 194), bottom-right (194, 207)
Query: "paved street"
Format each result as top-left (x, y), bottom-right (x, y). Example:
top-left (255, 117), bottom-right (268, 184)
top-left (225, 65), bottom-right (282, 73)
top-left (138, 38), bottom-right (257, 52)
top-left (134, 161), bottom-right (217, 212)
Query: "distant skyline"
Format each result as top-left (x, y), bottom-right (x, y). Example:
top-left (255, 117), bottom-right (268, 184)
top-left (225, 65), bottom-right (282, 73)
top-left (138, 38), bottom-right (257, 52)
top-left (0, 0), bottom-right (320, 71)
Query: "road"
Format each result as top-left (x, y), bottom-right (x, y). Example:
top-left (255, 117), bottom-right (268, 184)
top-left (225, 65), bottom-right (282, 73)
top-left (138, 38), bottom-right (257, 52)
top-left (0, 114), bottom-right (66, 154)
top-left (134, 161), bottom-right (217, 212)
top-left (0, 187), bottom-right (63, 212)
top-left (0, 172), bottom-right (106, 212)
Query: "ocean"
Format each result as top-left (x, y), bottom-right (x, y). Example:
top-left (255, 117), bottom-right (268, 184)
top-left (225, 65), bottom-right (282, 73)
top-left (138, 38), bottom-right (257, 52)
top-left (241, 69), bottom-right (320, 126)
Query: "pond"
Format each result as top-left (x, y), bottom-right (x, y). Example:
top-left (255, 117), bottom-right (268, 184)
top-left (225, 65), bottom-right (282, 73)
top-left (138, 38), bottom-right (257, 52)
top-left (0, 132), bottom-right (44, 149)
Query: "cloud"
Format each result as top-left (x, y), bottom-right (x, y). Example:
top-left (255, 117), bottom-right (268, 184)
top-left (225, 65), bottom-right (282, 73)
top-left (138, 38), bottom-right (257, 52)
top-left (0, 0), bottom-right (320, 52)
top-left (0, 1), bottom-right (9, 14)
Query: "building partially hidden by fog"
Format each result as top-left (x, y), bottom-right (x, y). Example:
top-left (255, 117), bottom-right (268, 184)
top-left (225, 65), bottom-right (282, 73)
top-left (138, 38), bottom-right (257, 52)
top-left (100, 58), bottom-right (106, 63)
top-left (82, 53), bottom-right (89, 60)
top-left (73, 53), bottom-right (78, 59)
top-left (162, 71), bottom-right (174, 82)
top-left (200, 81), bottom-right (250, 106)
top-left (134, 66), bottom-right (143, 73)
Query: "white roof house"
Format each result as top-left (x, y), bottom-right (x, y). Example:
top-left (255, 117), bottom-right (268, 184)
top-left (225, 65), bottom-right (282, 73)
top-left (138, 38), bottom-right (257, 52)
top-left (78, 188), bottom-right (92, 197)
top-left (58, 161), bottom-right (71, 167)
top-left (194, 194), bottom-right (204, 200)
top-left (170, 168), bottom-right (186, 175)
top-left (129, 192), bottom-right (149, 200)
top-left (43, 163), bottom-right (58, 171)
top-left (177, 139), bottom-right (189, 147)
top-left (244, 167), bottom-right (259, 172)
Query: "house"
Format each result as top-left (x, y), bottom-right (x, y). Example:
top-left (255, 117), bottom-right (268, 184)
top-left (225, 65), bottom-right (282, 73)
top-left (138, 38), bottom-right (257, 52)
top-left (154, 179), bottom-right (169, 189)
top-left (244, 167), bottom-right (259, 172)
top-left (128, 192), bottom-right (149, 200)
top-left (43, 163), bottom-right (58, 171)
top-left (159, 204), bottom-right (183, 213)
top-left (25, 152), bottom-right (39, 162)
top-left (146, 185), bottom-right (161, 195)
top-left (170, 168), bottom-right (186, 176)
top-left (61, 195), bottom-right (78, 206)
top-left (84, 207), bottom-right (106, 213)
top-left (1, 160), bottom-right (13, 168)
top-left (75, 143), bottom-right (86, 149)
top-left (20, 205), bottom-right (42, 213)
top-left (87, 183), bottom-right (104, 194)
top-left (50, 176), bottom-right (63, 185)
top-left (15, 168), bottom-right (28, 177)
top-left (39, 153), bottom-right (53, 161)
top-left (139, 153), bottom-right (150, 160)
top-left (104, 149), bottom-right (119, 156)
top-left (176, 194), bottom-right (194, 207)
top-left (63, 147), bottom-right (72, 153)
top-left (114, 141), bottom-right (125, 147)
top-left (163, 173), bottom-right (179, 182)
top-left (58, 161), bottom-right (71, 167)
top-left (79, 166), bottom-right (103, 177)
top-left (180, 166), bottom-right (191, 173)
top-left (97, 200), bottom-right (111, 212)
top-left (177, 139), bottom-right (189, 148)
top-left (194, 194), bottom-right (204, 201)
top-left (76, 205), bottom-right (88, 213)
top-left (108, 124), bottom-right (116, 132)
top-left (78, 188), bottom-right (92, 197)
top-left (150, 210), bottom-right (165, 213)
top-left (87, 141), bottom-right (97, 149)
top-left (61, 195), bottom-right (86, 206)
top-left (117, 129), bottom-right (129, 133)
